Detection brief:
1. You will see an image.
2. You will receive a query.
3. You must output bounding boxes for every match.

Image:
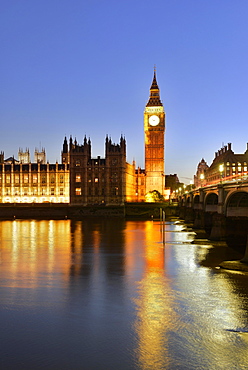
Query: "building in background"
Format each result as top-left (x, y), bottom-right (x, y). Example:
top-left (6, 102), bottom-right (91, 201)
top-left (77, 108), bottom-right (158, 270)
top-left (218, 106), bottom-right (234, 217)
top-left (0, 150), bottom-right (69, 203)
top-left (61, 135), bottom-right (136, 205)
top-left (0, 71), bottom-right (169, 205)
top-left (63, 70), bottom-right (167, 205)
top-left (194, 143), bottom-right (248, 187)
top-left (144, 70), bottom-right (166, 196)
top-left (18, 148), bottom-right (30, 163)
top-left (194, 159), bottom-right (209, 187)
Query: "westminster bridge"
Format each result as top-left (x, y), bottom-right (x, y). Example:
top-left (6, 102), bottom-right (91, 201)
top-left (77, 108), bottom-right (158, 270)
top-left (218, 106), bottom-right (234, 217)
top-left (178, 177), bottom-right (248, 253)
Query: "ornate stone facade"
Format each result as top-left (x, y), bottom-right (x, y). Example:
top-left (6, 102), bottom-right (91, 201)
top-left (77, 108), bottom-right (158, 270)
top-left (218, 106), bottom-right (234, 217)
top-left (194, 143), bottom-right (248, 187)
top-left (0, 71), bottom-right (167, 205)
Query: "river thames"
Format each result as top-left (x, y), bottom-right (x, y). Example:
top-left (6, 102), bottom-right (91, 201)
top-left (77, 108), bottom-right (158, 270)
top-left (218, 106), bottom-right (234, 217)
top-left (0, 218), bottom-right (248, 369)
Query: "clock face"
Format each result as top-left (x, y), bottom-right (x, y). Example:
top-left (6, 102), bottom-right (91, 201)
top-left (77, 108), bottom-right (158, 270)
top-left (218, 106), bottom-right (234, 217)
top-left (149, 115), bottom-right (160, 126)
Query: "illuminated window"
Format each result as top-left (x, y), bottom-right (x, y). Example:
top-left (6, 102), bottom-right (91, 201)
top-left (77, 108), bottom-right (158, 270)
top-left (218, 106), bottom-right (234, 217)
top-left (244, 167), bottom-right (247, 172)
top-left (95, 178), bottom-right (99, 183)
top-left (88, 179), bottom-right (91, 182)
top-left (15, 174), bottom-right (19, 183)
top-left (42, 188), bottom-right (46, 195)
top-left (51, 188), bottom-right (55, 195)
top-left (75, 160), bottom-right (81, 167)
top-left (32, 188), bottom-right (37, 195)
top-left (76, 174), bottom-right (81, 182)
top-left (75, 188), bottom-right (81, 196)
top-left (23, 188), bottom-right (28, 195)
top-left (5, 188), bottom-right (10, 195)
top-left (33, 174), bottom-right (38, 183)
top-left (14, 187), bottom-right (19, 195)
top-left (0, 175), bottom-right (2, 183)
top-left (24, 174), bottom-right (29, 183)
top-left (60, 188), bottom-right (64, 195)
top-left (60, 175), bottom-right (64, 183)
top-left (6, 174), bottom-right (11, 183)
top-left (50, 175), bottom-right (55, 184)
top-left (41, 175), bottom-right (46, 184)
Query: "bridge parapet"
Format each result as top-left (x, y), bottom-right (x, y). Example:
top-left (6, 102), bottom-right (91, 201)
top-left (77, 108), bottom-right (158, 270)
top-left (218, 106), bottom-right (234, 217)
top-left (178, 181), bottom-right (248, 250)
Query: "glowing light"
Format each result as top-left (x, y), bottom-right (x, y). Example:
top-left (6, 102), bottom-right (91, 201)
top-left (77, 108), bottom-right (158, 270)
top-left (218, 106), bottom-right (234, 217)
top-left (219, 164), bottom-right (224, 173)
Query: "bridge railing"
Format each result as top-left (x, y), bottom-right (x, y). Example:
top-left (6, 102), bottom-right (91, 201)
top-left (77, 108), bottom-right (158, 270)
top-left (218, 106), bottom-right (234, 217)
top-left (197, 171), bottom-right (248, 189)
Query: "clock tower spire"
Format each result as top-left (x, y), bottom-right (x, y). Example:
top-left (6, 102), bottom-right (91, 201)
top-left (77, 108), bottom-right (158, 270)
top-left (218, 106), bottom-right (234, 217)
top-left (144, 69), bottom-right (166, 195)
top-left (146, 67), bottom-right (163, 107)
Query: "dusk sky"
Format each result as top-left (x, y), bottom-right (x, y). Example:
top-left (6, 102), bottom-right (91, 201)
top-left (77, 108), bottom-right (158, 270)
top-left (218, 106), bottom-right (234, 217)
top-left (1, 0), bottom-right (248, 183)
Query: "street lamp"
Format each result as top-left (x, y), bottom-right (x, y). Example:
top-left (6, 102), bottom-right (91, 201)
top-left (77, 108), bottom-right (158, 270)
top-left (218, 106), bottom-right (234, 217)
top-left (219, 164), bottom-right (224, 183)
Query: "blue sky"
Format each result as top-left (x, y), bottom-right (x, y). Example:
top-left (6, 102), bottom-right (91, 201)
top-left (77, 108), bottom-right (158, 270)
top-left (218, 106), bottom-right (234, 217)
top-left (1, 0), bottom-right (248, 183)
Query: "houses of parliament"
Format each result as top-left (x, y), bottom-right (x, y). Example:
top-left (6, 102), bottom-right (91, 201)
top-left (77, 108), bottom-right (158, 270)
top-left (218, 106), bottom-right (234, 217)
top-left (0, 72), bottom-right (167, 205)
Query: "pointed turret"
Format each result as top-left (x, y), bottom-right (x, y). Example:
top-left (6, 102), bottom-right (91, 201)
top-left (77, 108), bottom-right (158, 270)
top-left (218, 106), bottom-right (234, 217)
top-left (62, 137), bottom-right (68, 153)
top-left (146, 68), bottom-right (163, 107)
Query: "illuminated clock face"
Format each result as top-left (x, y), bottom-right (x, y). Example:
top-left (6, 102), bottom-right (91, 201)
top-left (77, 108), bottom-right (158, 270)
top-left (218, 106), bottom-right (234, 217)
top-left (149, 115), bottom-right (160, 126)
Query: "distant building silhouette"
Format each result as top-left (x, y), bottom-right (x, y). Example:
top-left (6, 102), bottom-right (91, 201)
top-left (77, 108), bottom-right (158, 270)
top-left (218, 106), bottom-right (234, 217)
top-left (194, 143), bottom-right (248, 186)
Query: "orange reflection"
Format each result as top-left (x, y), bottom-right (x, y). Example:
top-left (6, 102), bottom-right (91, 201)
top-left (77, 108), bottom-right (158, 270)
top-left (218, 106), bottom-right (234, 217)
top-left (0, 220), bottom-right (71, 288)
top-left (132, 221), bottom-right (176, 369)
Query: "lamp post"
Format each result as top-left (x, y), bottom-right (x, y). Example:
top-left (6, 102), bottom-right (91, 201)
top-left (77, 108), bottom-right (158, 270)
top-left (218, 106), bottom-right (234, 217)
top-left (200, 173), bottom-right (204, 187)
top-left (219, 164), bottom-right (224, 183)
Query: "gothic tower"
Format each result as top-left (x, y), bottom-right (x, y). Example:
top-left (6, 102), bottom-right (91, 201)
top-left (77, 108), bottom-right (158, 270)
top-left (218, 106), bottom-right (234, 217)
top-left (144, 69), bottom-right (165, 195)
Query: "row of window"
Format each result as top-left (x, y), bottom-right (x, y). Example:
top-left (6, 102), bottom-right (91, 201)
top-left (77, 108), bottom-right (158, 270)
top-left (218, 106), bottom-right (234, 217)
top-left (75, 174), bottom-right (119, 183)
top-left (0, 174), bottom-right (65, 184)
top-left (226, 162), bottom-right (247, 166)
top-left (75, 187), bottom-right (119, 196)
top-left (3, 188), bottom-right (64, 196)
top-left (75, 159), bottom-right (119, 167)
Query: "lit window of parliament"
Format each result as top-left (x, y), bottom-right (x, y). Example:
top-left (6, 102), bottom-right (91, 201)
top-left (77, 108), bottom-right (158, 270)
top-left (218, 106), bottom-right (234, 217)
top-left (0, 71), bottom-right (166, 205)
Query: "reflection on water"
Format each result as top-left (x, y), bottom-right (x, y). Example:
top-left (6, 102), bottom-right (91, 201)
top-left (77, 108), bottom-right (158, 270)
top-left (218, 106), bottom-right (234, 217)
top-left (0, 219), bottom-right (248, 369)
top-left (134, 222), bottom-right (174, 369)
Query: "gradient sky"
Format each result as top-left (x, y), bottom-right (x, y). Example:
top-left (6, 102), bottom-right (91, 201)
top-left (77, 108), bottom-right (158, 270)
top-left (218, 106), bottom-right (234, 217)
top-left (1, 0), bottom-right (248, 183)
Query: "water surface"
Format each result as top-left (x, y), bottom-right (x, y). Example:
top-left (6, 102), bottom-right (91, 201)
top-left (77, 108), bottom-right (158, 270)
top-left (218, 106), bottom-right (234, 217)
top-left (0, 219), bottom-right (248, 369)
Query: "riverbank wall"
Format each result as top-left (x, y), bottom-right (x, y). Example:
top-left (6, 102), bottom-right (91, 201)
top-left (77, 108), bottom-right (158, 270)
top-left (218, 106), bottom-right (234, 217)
top-left (0, 202), bottom-right (179, 220)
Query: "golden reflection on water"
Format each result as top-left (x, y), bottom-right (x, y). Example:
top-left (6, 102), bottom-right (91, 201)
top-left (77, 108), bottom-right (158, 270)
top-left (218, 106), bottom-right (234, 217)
top-left (1, 219), bottom-right (248, 368)
top-left (132, 221), bottom-right (176, 370)
top-left (130, 221), bottom-right (248, 369)
top-left (0, 220), bottom-right (71, 288)
top-left (70, 221), bottom-right (83, 275)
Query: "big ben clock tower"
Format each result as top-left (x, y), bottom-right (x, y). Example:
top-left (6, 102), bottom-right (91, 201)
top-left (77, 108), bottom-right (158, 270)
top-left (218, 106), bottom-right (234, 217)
top-left (144, 69), bottom-right (165, 195)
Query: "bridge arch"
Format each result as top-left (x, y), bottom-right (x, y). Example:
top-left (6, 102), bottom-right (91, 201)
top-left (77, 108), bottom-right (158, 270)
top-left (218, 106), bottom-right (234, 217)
top-left (186, 196), bottom-right (191, 207)
top-left (205, 192), bottom-right (218, 212)
top-left (225, 191), bottom-right (248, 217)
top-left (193, 194), bottom-right (201, 210)
top-left (193, 194), bottom-right (200, 204)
